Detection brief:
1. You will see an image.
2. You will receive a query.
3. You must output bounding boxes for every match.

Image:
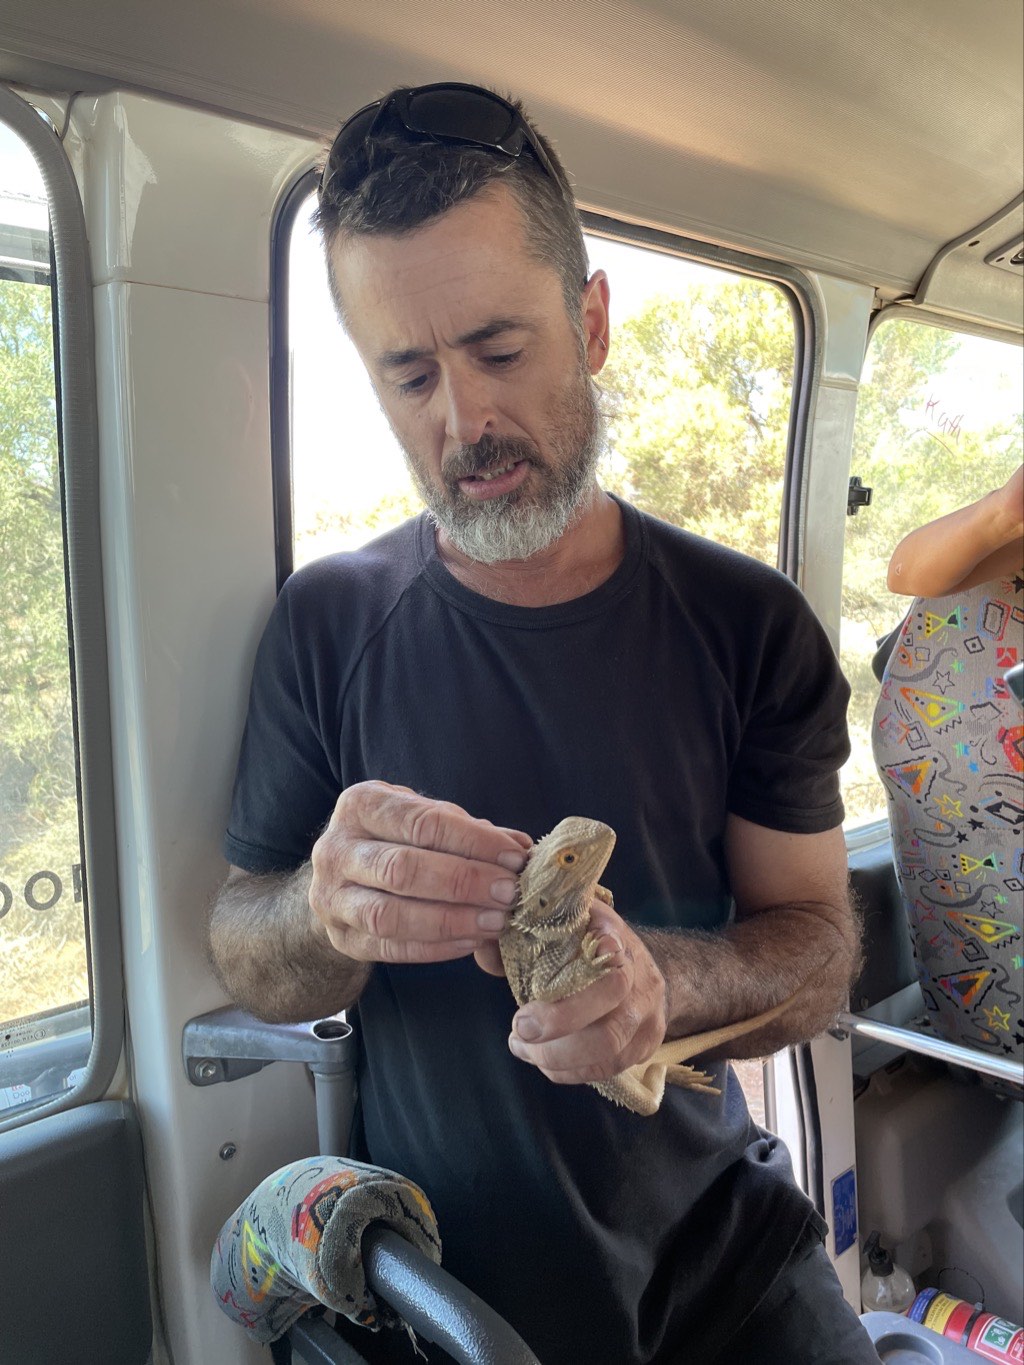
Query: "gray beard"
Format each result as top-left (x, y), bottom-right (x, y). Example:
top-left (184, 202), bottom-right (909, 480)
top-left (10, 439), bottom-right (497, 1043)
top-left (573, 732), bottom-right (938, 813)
top-left (406, 380), bottom-right (604, 565)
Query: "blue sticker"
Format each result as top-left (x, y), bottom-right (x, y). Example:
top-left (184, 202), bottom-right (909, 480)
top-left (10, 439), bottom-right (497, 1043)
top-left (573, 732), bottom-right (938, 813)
top-left (831, 1167), bottom-right (857, 1257)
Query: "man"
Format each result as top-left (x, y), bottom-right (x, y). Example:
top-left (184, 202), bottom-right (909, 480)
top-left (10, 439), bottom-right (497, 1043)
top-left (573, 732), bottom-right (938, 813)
top-left (210, 82), bottom-right (878, 1363)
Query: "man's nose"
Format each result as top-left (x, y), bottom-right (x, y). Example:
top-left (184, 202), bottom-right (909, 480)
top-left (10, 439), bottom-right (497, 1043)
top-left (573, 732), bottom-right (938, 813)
top-left (441, 369), bottom-right (497, 446)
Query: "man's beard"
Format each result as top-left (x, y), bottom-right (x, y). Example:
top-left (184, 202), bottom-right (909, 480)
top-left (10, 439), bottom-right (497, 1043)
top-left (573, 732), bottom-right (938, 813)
top-left (403, 367), bottom-right (604, 565)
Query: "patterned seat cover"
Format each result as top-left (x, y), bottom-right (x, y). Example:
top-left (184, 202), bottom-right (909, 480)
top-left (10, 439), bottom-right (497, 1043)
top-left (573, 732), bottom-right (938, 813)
top-left (872, 574), bottom-right (1023, 1068)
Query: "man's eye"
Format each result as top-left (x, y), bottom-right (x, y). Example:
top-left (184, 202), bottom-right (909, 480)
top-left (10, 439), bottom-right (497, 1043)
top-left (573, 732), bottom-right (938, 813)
top-left (485, 350), bottom-right (523, 368)
top-left (398, 374), bottom-right (430, 394)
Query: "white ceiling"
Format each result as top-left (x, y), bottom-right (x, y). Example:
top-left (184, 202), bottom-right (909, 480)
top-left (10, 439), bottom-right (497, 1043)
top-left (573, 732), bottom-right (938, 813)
top-left (2, 0), bottom-right (1022, 325)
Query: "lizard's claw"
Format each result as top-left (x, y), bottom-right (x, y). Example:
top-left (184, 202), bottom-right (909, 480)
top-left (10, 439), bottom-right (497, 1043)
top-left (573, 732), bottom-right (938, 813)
top-left (665, 1062), bottom-right (721, 1095)
top-left (580, 930), bottom-right (615, 971)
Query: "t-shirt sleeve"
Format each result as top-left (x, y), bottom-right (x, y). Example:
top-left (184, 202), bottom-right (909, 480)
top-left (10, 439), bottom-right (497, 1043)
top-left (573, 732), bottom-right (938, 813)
top-left (224, 580), bottom-right (342, 874)
top-left (726, 582), bottom-right (851, 834)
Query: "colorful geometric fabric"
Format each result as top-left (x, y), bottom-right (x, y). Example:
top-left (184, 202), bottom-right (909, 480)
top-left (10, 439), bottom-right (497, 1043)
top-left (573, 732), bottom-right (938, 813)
top-left (211, 1155), bottom-right (440, 1345)
top-left (873, 575), bottom-right (1023, 1069)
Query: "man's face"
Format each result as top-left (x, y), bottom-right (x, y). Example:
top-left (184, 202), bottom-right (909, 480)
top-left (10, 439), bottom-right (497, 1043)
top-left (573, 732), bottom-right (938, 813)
top-left (329, 185), bottom-right (605, 563)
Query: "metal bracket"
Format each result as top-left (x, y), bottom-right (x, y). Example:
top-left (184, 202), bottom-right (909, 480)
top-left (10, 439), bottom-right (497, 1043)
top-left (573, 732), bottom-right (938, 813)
top-left (182, 1005), bottom-right (358, 1155)
top-left (183, 1005), bottom-right (353, 1083)
top-left (846, 476), bottom-right (873, 516)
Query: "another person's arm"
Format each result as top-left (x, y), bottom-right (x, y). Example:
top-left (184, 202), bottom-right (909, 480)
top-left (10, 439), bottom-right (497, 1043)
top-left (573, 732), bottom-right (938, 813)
top-left (209, 781), bottom-right (530, 1023)
top-left (887, 464), bottom-right (1023, 597)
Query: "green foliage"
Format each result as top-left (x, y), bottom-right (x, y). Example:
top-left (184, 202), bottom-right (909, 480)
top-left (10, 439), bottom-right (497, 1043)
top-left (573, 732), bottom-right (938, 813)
top-left (294, 485), bottom-right (424, 567)
top-left (600, 278), bottom-right (794, 562)
top-left (0, 277), bottom-right (81, 946)
top-left (844, 322), bottom-right (1021, 636)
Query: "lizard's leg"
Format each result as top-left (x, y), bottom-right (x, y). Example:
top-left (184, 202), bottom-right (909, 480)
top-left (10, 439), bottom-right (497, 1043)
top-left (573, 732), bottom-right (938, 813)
top-left (592, 1068), bottom-right (663, 1117)
top-left (663, 1062), bottom-right (721, 1095)
top-left (536, 943), bottom-right (614, 999)
top-left (579, 929), bottom-right (615, 968)
top-left (594, 883), bottom-right (614, 907)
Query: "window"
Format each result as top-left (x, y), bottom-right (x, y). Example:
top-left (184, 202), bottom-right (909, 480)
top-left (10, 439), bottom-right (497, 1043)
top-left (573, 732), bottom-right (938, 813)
top-left (0, 119), bottom-right (90, 1115)
top-left (282, 190), bottom-right (801, 1131)
top-left (841, 317), bottom-right (1023, 830)
top-left (285, 193), bottom-right (797, 572)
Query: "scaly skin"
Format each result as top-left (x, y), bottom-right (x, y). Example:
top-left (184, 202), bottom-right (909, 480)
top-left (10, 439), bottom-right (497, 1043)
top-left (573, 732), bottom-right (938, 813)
top-left (499, 816), bottom-right (808, 1117)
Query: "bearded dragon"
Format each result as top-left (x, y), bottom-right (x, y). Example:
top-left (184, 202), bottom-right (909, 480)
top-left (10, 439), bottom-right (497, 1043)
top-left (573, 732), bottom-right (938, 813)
top-left (499, 816), bottom-right (814, 1117)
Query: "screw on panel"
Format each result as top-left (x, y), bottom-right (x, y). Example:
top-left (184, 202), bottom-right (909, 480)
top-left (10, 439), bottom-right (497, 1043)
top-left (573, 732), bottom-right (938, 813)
top-left (220, 1143), bottom-right (237, 1161)
top-left (195, 1060), bottom-right (218, 1082)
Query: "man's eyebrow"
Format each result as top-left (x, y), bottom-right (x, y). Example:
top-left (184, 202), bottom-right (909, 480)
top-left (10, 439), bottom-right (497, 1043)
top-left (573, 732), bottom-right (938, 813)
top-left (376, 318), bottom-right (535, 371)
top-left (457, 318), bottom-right (534, 347)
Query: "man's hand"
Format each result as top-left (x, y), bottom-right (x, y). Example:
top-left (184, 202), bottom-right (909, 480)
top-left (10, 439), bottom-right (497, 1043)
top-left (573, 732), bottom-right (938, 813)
top-left (310, 780), bottom-right (531, 965)
top-left (496, 899), bottom-right (669, 1085)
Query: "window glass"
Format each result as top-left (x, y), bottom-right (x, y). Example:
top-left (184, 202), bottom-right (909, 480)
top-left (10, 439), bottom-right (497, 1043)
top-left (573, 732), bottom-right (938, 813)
top-left (0, 122), bottom-right (90, 1115)
top-left (286, 194), bottom-right (797, 1130)
top-left (841, 319), bottom-right (1023, 828)
top-left (288, 197), bottom-right (796, 569)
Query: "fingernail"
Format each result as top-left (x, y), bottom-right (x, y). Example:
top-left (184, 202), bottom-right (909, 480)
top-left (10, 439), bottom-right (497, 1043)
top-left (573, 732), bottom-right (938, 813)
top-left (515, 1014), bottom-right (541, 1041)
top-left (497, 850), bottom-right (528, 872)
top-left (603, 932), bottom-right (624, 953)
top-left (490, 878), bottom-right (518, 905)
top-left (477, 910), bottom-right (507, 932)
top-left (508, 1036), bottom-right (525, 1058)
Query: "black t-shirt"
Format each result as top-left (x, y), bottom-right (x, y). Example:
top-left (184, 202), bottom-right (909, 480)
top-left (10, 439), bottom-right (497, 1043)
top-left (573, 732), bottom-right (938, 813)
top-left (225, 498), bottom-right (850, 1364)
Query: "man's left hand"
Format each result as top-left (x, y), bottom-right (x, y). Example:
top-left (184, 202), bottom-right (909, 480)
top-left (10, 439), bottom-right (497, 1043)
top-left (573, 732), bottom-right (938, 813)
top-left (479, 900), bottom-right (669, 1085)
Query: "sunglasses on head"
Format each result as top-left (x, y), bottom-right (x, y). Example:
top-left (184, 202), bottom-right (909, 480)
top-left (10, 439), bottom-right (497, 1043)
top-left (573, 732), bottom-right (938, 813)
top-left (318, 82), bottom-right (563, 200)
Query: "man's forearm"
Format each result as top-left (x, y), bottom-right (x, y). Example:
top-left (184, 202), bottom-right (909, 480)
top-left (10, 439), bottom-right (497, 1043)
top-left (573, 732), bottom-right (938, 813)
top-left (208, 863), bottom-right (371, 1023)
top-left (640, 901), bottom-right (860, 1058)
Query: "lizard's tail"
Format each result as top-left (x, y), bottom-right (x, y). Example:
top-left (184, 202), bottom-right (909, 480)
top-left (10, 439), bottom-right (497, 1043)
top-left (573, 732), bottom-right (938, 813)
top-left (647, 974), bottom-right (811, 1070)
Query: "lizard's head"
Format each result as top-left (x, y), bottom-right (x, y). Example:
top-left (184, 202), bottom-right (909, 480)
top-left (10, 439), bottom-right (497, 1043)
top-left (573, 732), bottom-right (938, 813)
top-left (513, 817), bottom-right (616, 931)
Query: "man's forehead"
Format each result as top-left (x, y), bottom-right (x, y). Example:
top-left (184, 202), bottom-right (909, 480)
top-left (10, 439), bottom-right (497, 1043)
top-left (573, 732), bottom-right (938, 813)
top-left (328, 187), bottom-right (564, 352)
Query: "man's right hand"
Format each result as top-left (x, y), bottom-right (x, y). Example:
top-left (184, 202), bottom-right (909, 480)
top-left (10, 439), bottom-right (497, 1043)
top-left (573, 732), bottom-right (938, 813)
top-left (309, 781), bottom-right (531, 965)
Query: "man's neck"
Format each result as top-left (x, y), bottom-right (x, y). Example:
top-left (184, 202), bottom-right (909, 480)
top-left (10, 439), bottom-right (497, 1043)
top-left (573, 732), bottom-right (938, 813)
top-left (435, 487), bottom-right (625, 607)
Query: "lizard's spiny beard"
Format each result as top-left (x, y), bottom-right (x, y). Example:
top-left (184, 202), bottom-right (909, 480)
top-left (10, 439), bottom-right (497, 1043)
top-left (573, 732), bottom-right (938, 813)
top-left (513, 885), bottom-right (594, 934)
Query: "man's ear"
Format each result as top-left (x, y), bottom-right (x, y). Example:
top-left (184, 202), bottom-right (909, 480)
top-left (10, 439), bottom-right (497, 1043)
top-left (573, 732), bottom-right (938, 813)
top-left (582, 269), bottom-right (610, 374)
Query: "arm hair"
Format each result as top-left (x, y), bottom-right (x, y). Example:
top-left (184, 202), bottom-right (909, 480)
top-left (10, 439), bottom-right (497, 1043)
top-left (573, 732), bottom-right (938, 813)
top-left (208, 864), bottom-right (371, 1023)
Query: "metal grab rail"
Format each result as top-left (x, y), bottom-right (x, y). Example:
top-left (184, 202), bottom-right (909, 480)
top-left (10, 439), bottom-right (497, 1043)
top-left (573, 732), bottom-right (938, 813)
top-left (836, 1011), bottom-right (1024, 1087)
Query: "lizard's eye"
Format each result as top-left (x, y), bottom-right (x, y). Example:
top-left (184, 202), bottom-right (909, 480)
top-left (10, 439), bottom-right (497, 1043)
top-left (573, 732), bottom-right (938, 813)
top-left (558, 849), bottom-right (577, 867)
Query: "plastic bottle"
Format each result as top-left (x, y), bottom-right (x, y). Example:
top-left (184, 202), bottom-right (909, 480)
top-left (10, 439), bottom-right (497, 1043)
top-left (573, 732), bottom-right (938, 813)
top-left (861, 1232), bottom-right (917, 1314)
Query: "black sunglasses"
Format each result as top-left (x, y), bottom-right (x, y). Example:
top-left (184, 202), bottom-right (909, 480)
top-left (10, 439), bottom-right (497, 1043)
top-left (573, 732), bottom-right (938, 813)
top-left (318, 82), bottom-right (563, 201)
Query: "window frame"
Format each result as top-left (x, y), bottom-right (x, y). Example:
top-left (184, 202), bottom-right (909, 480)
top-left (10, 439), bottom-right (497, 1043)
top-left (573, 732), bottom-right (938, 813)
top-left (270, 166), bottom-right (319, 591)
top-left (0, 86), bottom-right (123, 1133)
top-left (579, 211), bottom-right (820, 583)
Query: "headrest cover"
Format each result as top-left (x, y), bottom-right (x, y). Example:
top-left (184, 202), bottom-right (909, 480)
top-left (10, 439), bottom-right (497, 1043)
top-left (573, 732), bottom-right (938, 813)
top-left (211, 1155), bottom-right (441, 1344)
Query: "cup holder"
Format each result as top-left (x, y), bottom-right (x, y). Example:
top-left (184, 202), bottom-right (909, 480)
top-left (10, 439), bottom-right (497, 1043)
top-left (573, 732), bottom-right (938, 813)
top-left (876, 1332), bottom-right (944, 1363)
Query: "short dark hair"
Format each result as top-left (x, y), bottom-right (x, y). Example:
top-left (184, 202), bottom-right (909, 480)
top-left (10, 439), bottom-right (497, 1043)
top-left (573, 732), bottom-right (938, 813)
top-left (313, 88), bottom-right (589, 329)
